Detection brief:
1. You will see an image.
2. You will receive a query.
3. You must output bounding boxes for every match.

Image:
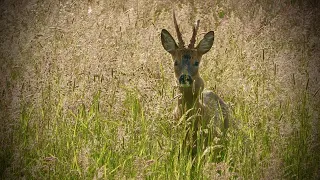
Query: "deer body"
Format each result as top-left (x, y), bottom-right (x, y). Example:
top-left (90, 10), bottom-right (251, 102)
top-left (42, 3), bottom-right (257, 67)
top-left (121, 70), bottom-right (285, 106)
top-left (161, 12), bottom-right (229, 154)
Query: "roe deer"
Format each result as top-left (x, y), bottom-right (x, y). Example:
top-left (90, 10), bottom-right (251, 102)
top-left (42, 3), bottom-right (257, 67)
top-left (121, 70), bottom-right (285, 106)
top-left (161, 12), bottom-right (229, 156)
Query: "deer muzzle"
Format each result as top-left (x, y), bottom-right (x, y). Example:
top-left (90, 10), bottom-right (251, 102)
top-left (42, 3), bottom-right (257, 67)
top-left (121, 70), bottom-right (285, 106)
top-left (179, 74), bottom-right (193, 87)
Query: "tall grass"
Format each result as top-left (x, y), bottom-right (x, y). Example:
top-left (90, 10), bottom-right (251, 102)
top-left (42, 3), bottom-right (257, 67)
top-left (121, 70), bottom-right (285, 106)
top-left (1, 0), bottom-right (319, 179)
top-left (12, 75), bottom-right (316, 179)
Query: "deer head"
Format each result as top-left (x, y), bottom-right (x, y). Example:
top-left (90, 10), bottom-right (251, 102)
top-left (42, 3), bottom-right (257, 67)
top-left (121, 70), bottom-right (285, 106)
top-left (161, 11), bottom-right (214, 108)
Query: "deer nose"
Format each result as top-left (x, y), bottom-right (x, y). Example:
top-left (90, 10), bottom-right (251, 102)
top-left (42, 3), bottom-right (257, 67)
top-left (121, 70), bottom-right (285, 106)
top-left (179, 74), bottom-right (193, 86)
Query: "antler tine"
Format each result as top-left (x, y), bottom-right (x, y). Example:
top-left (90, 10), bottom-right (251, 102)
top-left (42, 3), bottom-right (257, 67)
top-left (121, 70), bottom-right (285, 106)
top-left (173, 10), bottom-right (185, 48)
top-left (188, 20), bottom-right (200, 49)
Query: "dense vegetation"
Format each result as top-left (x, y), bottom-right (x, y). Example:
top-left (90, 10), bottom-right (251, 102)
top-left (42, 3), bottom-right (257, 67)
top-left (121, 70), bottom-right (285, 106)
top-left (1, 0), bottom-right (319, 179)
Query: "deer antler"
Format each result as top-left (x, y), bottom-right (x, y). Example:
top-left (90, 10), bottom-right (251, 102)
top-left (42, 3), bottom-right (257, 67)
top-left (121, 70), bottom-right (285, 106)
top-left (188, 20), bottom-right (200, 49)
top-left (173, 10), bottom-right (185, 48)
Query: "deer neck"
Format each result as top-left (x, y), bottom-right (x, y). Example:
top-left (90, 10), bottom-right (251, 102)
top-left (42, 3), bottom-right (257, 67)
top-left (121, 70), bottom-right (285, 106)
top-left (178, 76), bottom-right (204, 110)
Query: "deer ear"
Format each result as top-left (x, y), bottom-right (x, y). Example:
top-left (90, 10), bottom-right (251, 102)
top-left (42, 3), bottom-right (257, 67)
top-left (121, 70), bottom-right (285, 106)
top-left (161, 29), bottom-right (178, 54)
top-left (196, 31), bottom-right (214, 55)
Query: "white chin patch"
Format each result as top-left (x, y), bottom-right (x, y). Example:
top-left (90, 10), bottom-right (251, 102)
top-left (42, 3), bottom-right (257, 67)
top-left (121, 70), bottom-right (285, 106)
top-left (180, 83), bottom-right (191, 88)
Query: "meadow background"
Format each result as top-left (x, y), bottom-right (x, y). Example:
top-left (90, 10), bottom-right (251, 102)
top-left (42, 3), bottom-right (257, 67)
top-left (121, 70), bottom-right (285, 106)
top-left (1, 0), bottom-right (319, 179)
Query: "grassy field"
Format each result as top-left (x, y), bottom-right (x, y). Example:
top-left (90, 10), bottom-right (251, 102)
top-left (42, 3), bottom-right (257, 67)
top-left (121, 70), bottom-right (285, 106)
top-left (1, 0), bottom-right (320, 179)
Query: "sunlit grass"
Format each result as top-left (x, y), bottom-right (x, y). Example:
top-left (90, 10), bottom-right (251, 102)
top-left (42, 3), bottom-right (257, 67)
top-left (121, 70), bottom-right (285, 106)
top-left (13, 73), bottom-right (315, 179)
top-left (1, 0), bottom-right (319, 179)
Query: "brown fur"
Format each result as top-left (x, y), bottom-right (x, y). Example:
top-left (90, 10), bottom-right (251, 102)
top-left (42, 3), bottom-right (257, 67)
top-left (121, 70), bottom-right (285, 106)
top-left (161, 12), bottom-right (229, 154)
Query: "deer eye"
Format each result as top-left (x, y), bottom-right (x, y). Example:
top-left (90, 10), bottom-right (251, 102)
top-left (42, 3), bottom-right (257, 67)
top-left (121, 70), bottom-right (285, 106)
top-left (194, 61), bottom-right (199, 66)
top-left (174, 61), bottom-right (178, 66)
